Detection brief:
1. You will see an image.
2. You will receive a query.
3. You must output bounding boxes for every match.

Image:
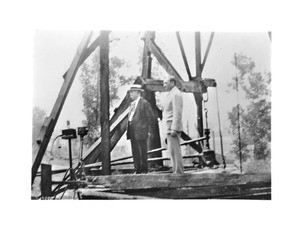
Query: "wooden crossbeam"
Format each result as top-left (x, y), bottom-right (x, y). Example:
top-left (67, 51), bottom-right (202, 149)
top-left (32, 32), bottom-right (93, 185)
top-left (86, 173), bottom-right (271, 191)
top-left (145, 38), bottom-right (187, 91)
top-left (143, 79), bottom-right (202, 93)
top-left (83, 110), bottom-right (128, 164)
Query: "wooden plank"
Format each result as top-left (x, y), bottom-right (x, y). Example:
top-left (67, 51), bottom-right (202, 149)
top-left (194, 92), bottom-right (204, 138)
top-left (62, 35), bottom-right (100, 79)
top-left (127, 183), bottom-right (271, 199)
top-left (32, 32), bottom-right (93, 184)
top-left (144, 79), bottom-right (201, 93)
top-left (87, 173), bottom-right (271, 191)
top-left (78, 189), bottom-right (156, 199)
top-left (201, 32), bottom-right (215, 73)
top-left (83, 111), bottom-right (128, 164)
top-left (195, 32), bottom-right (202, 78)
top-left (145, 39), bottom-right (186, 91)
top-left (181, 131), bottom-right (202, 153)
top-left (99, 31), bottom-right (111, 175)
top-left (141, 32), bottom-right (163, 167)
top-left (41, 164), bottom-right (52, 197)
top-left (176, 31), bottom-right (192, 79)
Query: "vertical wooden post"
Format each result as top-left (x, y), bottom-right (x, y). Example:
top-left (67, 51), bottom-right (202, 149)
top-left (142, 32), bottom-right (163, 167)
top-left (99, 31), bottom-right (111, 175)
top-left (41, 164), bottom-right (52, 198)
top-left (194, 32), bottom-right (204, 139)
top-left (195, 32), bottom-right (202, 77)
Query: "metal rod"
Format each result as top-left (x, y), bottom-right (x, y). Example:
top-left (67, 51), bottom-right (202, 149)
top-left (176, 31), bottom-right (192, 80)
top-left (68, 139), bottom-right (73, 170)
top-left (235, 53), bottom-right (242, 173)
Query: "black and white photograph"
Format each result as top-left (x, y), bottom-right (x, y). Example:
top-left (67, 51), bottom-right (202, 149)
top-left (32, 30), bottom-right (271, 200)
top-left (3, 1), bottom-right (300, 231)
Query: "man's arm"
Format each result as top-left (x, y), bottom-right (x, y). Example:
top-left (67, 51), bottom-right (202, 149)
top-left (171, 92), bottom-right (183, 132)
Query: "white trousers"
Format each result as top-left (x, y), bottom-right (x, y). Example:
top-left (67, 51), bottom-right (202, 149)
top-left (167, 132), bottom-right (184, 174)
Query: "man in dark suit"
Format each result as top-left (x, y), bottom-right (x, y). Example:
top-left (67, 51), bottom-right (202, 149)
top-left (126, 84), bottom-right (155, 174)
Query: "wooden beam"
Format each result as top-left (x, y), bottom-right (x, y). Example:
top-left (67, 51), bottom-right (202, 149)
top-left (128, 182), bottom-right (271, 199)
top-left (176, 31), bottom-right (192, 80)
top-left (145, 39), bottom-right (187, 91)
top-left (78, 189), bottom-right (156, 200)
top-left (142, 32), bottom-right (163, 166)
top-left (201, 32), bottom-right (215, 72)
top-left (83, 111), bottom-right (128, 164)
top-left (194, 32), bottom-right (204, 139)
top-left (62, 35), bottom-right (100, 79)
top-left (32, 32), bottom-right (93, 185)
top-left (83, 76), bottom-right (143, 165)
top-left (86, 173), bottom-right (271, 191)
top-left (41, 164), bottom-right (52, 197)
top-left (194, 92), bottom-right (204, 138)
top-left (99, 31), bottom-right (111, 175)
top-left (195, 32), bottom-right (202, 78)
top-left (144, 79), bottom-right (201, 93)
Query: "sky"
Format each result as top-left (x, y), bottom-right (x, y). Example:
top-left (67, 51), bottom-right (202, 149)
top-left (33, 30), bottom-right (271, 148)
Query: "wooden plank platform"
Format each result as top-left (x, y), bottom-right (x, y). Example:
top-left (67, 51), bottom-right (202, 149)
top-left (80, 170), bottom-right (271, 200)
top-left (86, 172), bottom-right (271, 191)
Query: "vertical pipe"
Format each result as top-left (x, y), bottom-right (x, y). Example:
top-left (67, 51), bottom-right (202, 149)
top-left (99, 31), bottom-right (111, 175)
top-left (68, 139), bottom-right (73, 170)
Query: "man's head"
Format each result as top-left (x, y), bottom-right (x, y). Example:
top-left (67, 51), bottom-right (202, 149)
top-left (164, 77), bottom-right (177, 91)
top-left (128, 84), bottom-right (143, 100)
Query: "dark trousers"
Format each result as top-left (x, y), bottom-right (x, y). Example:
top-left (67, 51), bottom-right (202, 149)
top-left (129, 125), bottom-right (148, 173)
top-left (130, 137), bottom-right (148, 173)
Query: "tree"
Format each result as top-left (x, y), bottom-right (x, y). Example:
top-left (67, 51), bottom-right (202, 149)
top-left (228, 53), bottom-right (271, 161)
top-left (32, 106), bottom-right (47, 145)
top-left (80, 48), bottom-right (135, 145)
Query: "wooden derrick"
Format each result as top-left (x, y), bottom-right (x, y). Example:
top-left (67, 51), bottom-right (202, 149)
top-left (33, 31), bottom-right (217, 184)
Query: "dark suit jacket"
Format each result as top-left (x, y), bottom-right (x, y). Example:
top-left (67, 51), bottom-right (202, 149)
top-left (127, 98), bottom-right (155, 141)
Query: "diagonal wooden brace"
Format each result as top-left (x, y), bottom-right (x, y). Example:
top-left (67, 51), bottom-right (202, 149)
top-left (32, 31), bottom-right (93, 185)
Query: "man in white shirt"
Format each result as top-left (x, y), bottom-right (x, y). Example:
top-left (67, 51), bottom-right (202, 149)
top-left (162, 77), bottom-right (184, 174)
